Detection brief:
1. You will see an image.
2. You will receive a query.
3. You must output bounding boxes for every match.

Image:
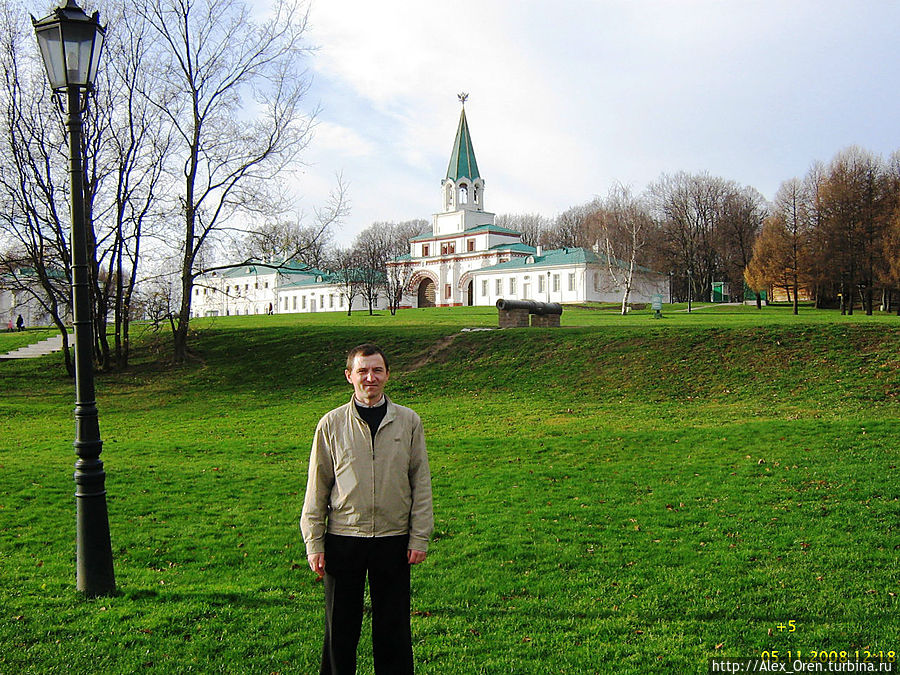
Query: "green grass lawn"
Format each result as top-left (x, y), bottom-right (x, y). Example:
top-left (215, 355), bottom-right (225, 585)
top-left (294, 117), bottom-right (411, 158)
top-left (1, 305), bottom-right (898, 673)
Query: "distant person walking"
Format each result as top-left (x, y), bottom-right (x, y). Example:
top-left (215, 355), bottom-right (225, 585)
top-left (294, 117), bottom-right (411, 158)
top-left (301, 343), bottom-right (433, 675)
top-left (6, 318), bottom-right (12, 332)
top-left (16, 315), bottom-right (24, 331)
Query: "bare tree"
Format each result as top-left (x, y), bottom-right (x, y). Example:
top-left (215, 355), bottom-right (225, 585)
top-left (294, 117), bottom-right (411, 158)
top-left (86, 7), bottom-right (172, 369)
top-left (330, 247), bottom-right (364, 316)
top-left (354, 224), bottom-right (390, 315)
top-left (136, 0), bottom-right (317, 361)
top-left (243, 218), bottom-right (333, 269)
top-left (767, 179), bottom-right (813, 313)
top-left (0, 8), bottom-right (74, 372)
top-left (717, 185), bottom-right (767, 303)
top-left (352, 220), bottom-right (425, 316)
top-left (590, 184), bottom-right (653, 314)
top-left (547, 202), bottom-right (595, 249)
top-left (495, 213), bottom-right (550, 247)
top-left (385, 220), bottom-right (426, 315)
top-left (649, 172), bottom-right (735, 303)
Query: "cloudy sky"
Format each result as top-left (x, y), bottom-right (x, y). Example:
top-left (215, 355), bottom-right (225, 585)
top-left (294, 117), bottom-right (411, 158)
top-left (289, 0), bottom-right (900, 244)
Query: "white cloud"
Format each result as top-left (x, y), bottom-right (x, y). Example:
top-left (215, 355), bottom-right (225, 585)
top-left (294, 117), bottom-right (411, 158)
top-left (290, 0), bottom-right (900, 243)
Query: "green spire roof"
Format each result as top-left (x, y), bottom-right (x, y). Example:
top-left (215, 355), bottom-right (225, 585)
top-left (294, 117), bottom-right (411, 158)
top-left (446, 106), bottom-right (480, 182)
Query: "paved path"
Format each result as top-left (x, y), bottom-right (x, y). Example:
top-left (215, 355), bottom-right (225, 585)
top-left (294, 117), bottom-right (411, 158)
top-left (0, 333), bottom-right (72, 360)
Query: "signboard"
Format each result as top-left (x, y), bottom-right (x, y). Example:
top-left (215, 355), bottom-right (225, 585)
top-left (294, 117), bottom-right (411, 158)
top-left (651, 294), bottom-right (663, 319)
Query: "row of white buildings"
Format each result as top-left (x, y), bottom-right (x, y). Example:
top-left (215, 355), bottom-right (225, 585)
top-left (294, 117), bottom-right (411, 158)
top-left (192, 102), bottom-right (667, 318)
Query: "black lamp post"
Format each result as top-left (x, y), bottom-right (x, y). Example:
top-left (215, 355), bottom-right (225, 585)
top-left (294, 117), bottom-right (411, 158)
top-left (32, 0), bottom-right (114, 597)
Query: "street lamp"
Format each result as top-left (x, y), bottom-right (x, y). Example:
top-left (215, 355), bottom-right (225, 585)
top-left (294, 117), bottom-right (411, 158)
top-left (32, 0), bottom-right (114, 597)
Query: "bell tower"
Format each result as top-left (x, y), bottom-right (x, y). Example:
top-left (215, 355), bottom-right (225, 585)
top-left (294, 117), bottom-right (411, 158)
top-left (434, 94), bottom-right (493, 236)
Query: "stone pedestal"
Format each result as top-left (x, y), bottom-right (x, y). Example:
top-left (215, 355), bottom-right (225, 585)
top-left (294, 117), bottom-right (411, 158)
top-left (498, 308), bottom-right (529, 328)
top-left (531, 314), bottom-right (560, 327)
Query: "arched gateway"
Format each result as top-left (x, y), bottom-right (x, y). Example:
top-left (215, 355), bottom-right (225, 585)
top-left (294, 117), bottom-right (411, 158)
top-left (417, 279), bottom-right (436, 308)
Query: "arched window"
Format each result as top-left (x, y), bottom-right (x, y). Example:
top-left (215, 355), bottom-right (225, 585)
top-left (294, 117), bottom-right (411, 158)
top-left (445, 184), bottom-right (453, 209)
top-left (458, 184), bottom-right (468, 204)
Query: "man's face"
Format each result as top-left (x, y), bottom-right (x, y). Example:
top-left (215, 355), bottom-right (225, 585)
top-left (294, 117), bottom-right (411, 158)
top-left (345, 353), bottom-right (389, 405)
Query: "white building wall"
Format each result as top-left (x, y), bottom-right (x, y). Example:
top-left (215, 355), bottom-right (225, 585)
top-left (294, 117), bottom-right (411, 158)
top-left (473, 265), bottom-right (586, 305)
top-left (1, 285), bottom-right (58, 327)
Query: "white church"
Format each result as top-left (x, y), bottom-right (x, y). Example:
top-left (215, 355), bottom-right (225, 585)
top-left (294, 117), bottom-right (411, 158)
top-left (191, 100), bottom-right (667, 318)
top-left (388, 100), bottom-right (667, 308)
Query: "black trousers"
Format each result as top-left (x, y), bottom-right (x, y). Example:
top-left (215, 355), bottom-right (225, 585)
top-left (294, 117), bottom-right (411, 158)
top-left (320, 534), bottom-right (414, 675)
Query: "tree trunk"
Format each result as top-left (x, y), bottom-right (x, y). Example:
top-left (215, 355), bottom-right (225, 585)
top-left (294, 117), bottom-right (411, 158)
top-left (53, 315), bottom-right (74, 378)
top-left (792, 276), bottom-right (799, 315)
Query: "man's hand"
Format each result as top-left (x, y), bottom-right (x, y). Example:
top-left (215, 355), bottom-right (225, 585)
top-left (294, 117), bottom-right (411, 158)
top-left (407, 549), bottom-right (427, 565)
top-left (308, 553), bottom-right (325, 579)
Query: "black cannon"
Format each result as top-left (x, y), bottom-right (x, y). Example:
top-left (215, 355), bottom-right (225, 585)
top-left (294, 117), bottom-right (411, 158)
top-left (495, 298), bottom-right (563, 316)
top-left (496, 298), bottom-right (563, 327)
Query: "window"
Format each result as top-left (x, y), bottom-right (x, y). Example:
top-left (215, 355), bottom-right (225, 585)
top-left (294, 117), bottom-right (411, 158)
top-left (495, 279), bottom-right (502, 295)
top-left (422, 244), bottom-right (430, 257)
top-left (195, 288), bottom-right (200, 296)
top-left (509, 278), bottom-right (516, 294)
top-left (445, 284), bottom-right (452, 299)
top-left (302, 296), bottom-right (307, 309)
top-left (538, 275), bottom-right (545, 293)
top-left (245, 284), bottom-right (249, 290)
top-left (265, 282), bottom-right (269, 289)
top-left (568, 273), bottom-right (576, 291)
top-left (329, 294), bottom-right (334, 308)
top-left (441, 243), bottom-right (448, 255)
top-left (255, 282), bottom-right (258, 289)
top-left (552, 274), bottom-right (560, 292)
top-left (448, 242), bottom-right (456, 254)
top-left (292, 296), bottom-right (297, 310)
top-left (481, 280), bottom-right (488, 296)
top-left (467, 239), bottom-right (475, 252)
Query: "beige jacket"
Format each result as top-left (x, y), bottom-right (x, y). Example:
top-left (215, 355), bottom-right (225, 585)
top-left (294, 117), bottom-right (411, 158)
top-left (300, 395), bottom-right (433, 555)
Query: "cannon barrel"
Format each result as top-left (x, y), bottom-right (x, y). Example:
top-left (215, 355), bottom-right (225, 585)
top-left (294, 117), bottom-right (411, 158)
top-left (496, 298), bottom-right (563, 315)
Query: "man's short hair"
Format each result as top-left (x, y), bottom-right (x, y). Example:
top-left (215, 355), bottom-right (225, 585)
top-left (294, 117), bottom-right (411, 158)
top-left (346, 343), bottom-right (390, 372)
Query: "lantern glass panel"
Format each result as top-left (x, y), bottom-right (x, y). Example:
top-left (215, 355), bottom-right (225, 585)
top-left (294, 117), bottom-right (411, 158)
top-left (61, 21), bottom-right (96, 86)
top-left (35, 26), bottom-right (66, 90)
top-left (87, 29), bottom-right (104, 85)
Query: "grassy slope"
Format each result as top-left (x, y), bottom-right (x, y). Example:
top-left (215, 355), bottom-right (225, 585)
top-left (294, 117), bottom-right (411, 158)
top-left (1, 306), bottom-right (898, 674)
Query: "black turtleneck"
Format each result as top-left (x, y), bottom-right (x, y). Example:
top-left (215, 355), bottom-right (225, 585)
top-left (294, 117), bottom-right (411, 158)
top-left (355, 399), bottom-right (387, 443)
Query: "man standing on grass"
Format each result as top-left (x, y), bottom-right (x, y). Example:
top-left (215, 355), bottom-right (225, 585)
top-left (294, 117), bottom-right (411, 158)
top-left (301, 343), bottom-right (433, 675)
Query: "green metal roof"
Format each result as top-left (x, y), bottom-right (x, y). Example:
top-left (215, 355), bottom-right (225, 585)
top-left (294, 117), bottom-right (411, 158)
top-left (409, 223), bottom-right (521, 242)
top-left (477, 247), bottom-right (601, 272)
top-left (488, 242), bottom-right (535, 253)
top-left (477, 247), bottom-right (665, 275)
top-left (445, 107), bottom-right (480, 182)
top-left (467, 223), bottom-right (518, 235)
top-left (219, 260), bottom-right (319, 278)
